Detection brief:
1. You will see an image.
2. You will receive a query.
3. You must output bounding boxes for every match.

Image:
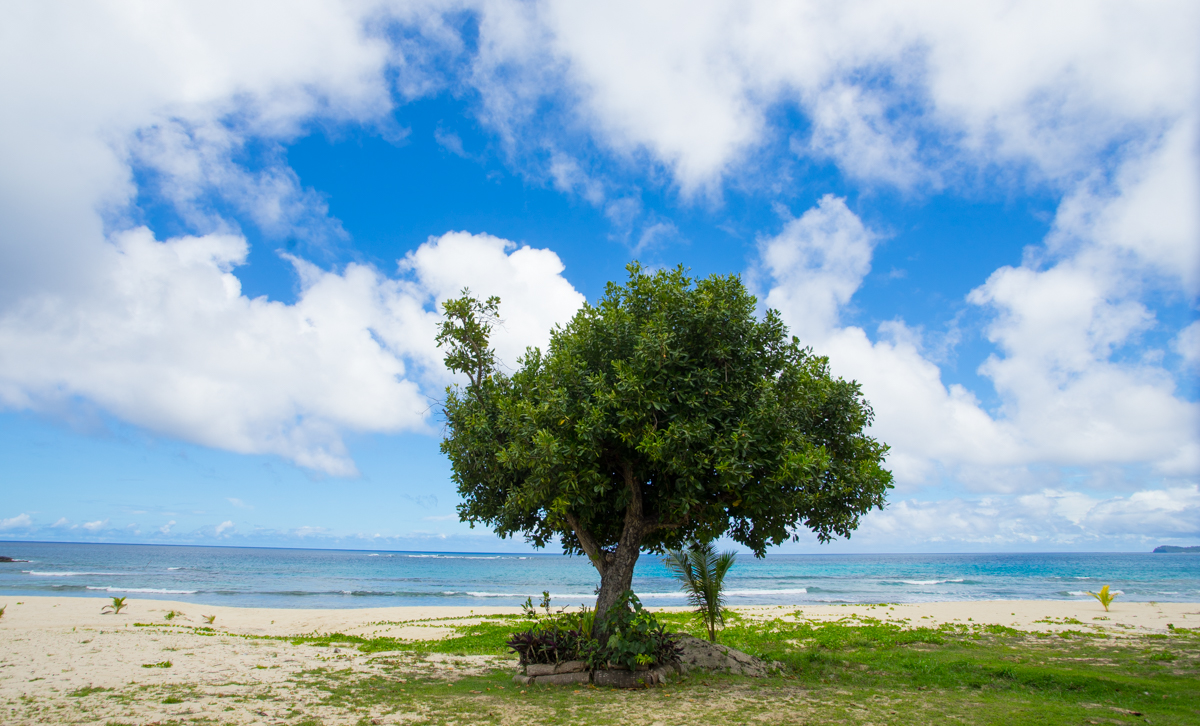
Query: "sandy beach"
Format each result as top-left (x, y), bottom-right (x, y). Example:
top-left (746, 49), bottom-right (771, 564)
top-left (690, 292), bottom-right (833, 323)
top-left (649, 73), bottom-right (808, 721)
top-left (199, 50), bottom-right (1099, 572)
top-left (2, 596), bottom-right (1196, 724)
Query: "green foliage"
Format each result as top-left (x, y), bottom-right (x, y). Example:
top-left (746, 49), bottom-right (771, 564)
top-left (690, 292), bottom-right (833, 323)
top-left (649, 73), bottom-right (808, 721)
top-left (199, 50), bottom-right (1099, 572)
top-left (506, 595), bottom-right (675, 670)
top-left (439, 265), bottom-right (892, 620)
top-left (521, 591), bottom-right (555, 620)
top-left (140, 660), bottom-right (172, 668)
top-left (0, 604), bottom-right (5, 619)
top-left (506, 610), bottom-right (594, 666)
top-left (201, 614), bottom-right (216, 624)
top-left (436, 290), bottom-right (501, 389)
top-left (596, 591), bottom-right (678, 670)
top-left (1086, 584), bottom-right (1118, 611)
top-left (101, 596), bottom-right (128, 614)
top-left (164, 610), bottom-right (182, 621)
top-left (663, 541), bottom-right (736, 642)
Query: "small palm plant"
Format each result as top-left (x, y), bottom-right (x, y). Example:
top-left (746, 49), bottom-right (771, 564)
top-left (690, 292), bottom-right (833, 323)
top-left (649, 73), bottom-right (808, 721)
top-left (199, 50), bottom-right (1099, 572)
top-left (0, 604), bottom-right (6, 619)
top-left (663, 540), bottom-right (737, 642)
top-left (201, 614), bottom-right (216, 625)
top-left (1086, 585), bottom-right (1118, 612)
top-left (101, 596), bottom-right (128, 614)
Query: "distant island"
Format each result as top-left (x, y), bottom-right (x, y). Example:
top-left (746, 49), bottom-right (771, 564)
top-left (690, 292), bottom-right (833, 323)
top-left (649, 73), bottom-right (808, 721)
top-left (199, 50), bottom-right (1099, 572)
top-left (0, 555), bottom-right (30, 562)
top-left (1153, 545), bottom-right (1200, 553)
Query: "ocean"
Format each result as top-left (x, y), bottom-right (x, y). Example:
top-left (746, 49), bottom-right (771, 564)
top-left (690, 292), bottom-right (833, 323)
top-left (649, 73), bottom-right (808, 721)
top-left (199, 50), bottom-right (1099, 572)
top-left (1, 542), bottom-right (1198, 609)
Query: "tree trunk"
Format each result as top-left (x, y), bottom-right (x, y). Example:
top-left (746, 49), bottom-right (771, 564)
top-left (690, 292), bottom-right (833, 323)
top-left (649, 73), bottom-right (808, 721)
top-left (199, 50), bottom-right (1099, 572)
top-left (592, 538), bottom-right (641, 635)
top-left (564, 462), bottom-right (653, 639)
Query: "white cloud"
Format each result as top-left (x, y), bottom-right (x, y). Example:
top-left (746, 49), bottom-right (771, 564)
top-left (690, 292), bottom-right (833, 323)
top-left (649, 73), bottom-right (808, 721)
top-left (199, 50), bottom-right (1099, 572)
top-left (758, 194), bottom-right (1198, 488)
top-left (462, 1), bottom-right (1198, 193)
top-left (0, 513), bottom-right (32, 530)
top-left (759, 195), bottom-right (876, 341)
top-left (81, 519), bottom-right (108, 532)
top-left (849, 485), bottom-right (1200, 548)
top-left (0, 226), bottom-right (582, 475)
top-left (51, 517), bottom-right (69, 528)
top-left (1175, 322), bottom-right (1200, 369)
top-left (215, 520), bottom-right (234, 536)
top-left (159, 520), bottom-right (176, 535)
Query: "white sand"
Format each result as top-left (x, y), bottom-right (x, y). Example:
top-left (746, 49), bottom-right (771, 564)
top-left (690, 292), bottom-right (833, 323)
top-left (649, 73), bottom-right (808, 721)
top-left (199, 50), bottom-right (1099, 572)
top-left (0, 596), bottom-right (1195, 724)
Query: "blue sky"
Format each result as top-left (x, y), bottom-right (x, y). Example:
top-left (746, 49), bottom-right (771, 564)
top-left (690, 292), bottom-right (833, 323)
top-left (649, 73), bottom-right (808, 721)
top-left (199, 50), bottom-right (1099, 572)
top-left (1, 1), bottom-right (1197, 553)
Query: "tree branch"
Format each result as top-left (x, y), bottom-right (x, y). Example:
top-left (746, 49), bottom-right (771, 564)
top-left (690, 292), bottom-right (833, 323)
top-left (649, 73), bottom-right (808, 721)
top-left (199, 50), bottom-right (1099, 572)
top-left (619, 461), bottom-right (650, 545)
top-left (564, 511), bottom-right (608, 577)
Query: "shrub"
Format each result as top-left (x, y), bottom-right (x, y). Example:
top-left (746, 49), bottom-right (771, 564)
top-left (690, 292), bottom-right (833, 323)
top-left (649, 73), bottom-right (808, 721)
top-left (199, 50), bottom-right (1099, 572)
top-left (598, 591), bottom-right (679, 670)
top-left (506, 592), bottom-right (679, 671)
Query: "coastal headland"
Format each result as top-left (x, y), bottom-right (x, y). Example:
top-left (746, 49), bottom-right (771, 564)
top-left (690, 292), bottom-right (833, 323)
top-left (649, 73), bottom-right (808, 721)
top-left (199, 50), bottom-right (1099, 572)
top-left (2, 596), bottom-right (1197, 724)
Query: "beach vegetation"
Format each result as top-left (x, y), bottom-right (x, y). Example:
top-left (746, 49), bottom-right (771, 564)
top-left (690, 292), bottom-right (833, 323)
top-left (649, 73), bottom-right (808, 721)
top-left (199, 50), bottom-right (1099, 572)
top-left (1086, 584), bottom-right (1119, 611)
top-left (202, 614), bottom-right (216, 624)
top-left (140, 660), bottom-right (172, 668)
top-left (279, 614), bottom-right (1199, 726)
top-left (438, 265), bottom-right (892, 633)
top-left (101, 596), bottom-right (128, 614)
top-left (163, 609), bottom-right (182, 620)
top-left (0, 603), bottom-right (5, 619)
top-left (663, 540), bottom-right (737, 642)
top-left (506, 593), bottom-right (676, 670)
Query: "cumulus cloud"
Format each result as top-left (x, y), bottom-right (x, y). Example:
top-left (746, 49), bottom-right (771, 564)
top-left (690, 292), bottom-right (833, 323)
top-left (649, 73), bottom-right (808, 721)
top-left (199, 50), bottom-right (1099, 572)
top-left (215, 520), bottom-right (235, 536)
top-left (0, 513), bottom-right (32, 530)
top-left (81, 520), bottom-right (108, 532)
top-left (0, 227), bottom-right (583, 475)
top-left (757, 193), bottom-right (1198, 491)
top-left (0, 4), bottom-right (597, 476)
top-left (461, 1), bottom-right (1198, 193)
top-left (849, 485), bottom-right (1200, 548)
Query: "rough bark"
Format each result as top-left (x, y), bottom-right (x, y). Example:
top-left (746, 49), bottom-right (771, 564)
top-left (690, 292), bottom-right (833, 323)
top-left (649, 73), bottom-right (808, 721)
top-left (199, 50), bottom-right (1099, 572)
top-left (586, 462), bottom-right (652, 638)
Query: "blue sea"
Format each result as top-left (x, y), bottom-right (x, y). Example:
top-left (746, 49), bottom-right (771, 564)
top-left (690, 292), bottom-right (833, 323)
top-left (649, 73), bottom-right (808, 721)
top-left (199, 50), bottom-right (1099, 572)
top-left (1, 542), bottom-right (1197, 609)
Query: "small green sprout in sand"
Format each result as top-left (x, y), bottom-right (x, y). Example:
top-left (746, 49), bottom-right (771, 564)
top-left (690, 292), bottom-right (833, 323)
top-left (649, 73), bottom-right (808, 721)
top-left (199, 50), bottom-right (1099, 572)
top-left (101, 596), bottom-right (128, 614)
top-left (141, 660), bottom-right (172, 669)
top-left (0, 604), bottom-right (6, 619)
top-left (1086, 584), bottom-right (1118, 612)
top-left (202, 614), bottom-right (216, 625)
top-left (164, 610), bottom-right (183, 621)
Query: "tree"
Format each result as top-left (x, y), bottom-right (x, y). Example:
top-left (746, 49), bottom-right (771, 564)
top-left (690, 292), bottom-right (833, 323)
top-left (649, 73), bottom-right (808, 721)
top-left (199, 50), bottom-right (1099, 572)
top-left (663, 541), bottom-right (737, 642)
top-left (439, 264), bottom-right (892, 633)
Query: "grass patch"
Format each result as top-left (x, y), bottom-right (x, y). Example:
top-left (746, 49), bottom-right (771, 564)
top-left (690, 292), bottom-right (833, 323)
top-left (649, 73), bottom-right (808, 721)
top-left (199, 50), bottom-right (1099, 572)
top-left (285, 613), bottom-right (1200, 725)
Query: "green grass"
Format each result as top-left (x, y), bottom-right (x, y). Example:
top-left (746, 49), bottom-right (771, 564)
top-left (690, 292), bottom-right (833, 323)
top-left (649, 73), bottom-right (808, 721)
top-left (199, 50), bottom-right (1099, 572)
top-left (45, 611), bottom-right (1200, 725)
top-left (284, 611), bottom-right (1200, 725)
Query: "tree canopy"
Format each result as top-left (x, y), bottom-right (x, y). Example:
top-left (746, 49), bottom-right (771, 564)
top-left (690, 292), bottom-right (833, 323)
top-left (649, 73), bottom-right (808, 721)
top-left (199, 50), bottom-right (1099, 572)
top-left (439, 264), bottom-right (892, 625)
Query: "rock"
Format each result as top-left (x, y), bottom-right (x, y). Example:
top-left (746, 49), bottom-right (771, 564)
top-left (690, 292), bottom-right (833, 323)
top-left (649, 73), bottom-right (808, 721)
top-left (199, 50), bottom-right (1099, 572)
top-left (514, 669), bottom-right (593, 686)
top-left (594, 669), bottom-right (649, 688)
top-left (0, 556), bottom-right (29, 563)
top-left (554, 660), bottom-right (588, 674)
top-left (674, 634), bottom-right (770, 677)
top-left (533, 671), bottom-right (591, 686)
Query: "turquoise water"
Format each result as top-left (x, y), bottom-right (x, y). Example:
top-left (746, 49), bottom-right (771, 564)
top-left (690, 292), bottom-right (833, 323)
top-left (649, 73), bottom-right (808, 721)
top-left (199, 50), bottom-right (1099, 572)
top-left (1, 542), bottom-right (1197, 609)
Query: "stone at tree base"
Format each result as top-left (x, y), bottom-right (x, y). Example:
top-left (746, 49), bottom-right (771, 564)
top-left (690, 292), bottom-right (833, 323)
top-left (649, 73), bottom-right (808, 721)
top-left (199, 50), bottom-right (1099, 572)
top-left (525, 663), bottom-right (557, 677)
top-left (533, 671), bottom-right (592, 686)
top-left (673, 634), bottom-right (772, 677)
top-left (553, 660), bottom-right (588, 674)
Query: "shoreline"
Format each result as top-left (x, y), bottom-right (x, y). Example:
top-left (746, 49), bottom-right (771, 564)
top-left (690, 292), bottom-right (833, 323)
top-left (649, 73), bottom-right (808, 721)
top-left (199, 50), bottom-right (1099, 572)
top-left (2, 595), bottom-right (1197, 636)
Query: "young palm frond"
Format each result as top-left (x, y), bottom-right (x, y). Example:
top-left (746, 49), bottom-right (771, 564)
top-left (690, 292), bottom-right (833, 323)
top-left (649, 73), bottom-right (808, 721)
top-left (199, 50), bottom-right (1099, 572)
top-left (663, 541), bottom-right (737, 642)
top-left (101, 596), bottom-right (128, 614)
top-left (1086, 584), bottom-right (1118, 612)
